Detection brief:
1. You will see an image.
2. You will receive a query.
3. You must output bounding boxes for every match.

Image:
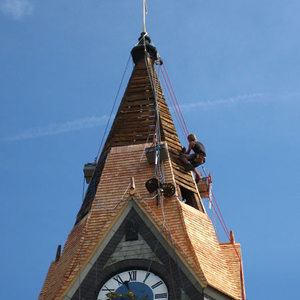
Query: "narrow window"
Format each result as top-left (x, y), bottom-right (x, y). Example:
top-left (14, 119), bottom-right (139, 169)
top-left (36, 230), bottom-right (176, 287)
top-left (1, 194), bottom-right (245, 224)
top-left (179, 186), bottom-right (199, 209)
top-left (125, 218), bottom-right (139, 241)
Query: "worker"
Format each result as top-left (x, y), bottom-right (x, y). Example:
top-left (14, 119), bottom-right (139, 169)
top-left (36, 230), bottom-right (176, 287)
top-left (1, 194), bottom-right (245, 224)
top-left (180, 134), bottom-right (206, 183)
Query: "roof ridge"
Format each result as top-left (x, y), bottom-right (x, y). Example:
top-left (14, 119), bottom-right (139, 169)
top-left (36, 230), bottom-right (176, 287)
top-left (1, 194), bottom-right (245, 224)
top-left (175, 200), bottom-right (209, 285)
top-left (136, 199), bottom-right (208, 287)
top-left (179, 201), bottom-right (243, 300)
top-left (59, 201), bottom-right (130, 299)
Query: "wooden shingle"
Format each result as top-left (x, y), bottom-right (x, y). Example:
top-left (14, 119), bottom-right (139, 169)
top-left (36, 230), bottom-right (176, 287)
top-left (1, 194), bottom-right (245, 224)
top-left (40, 42), bottom-right (245, 300)
top-left (40, 144), bottom-right (244, 300)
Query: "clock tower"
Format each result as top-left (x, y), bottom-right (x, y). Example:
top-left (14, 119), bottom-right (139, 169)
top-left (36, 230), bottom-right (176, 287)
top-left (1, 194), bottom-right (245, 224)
top-left (39, 29), bottom-right (245, 300)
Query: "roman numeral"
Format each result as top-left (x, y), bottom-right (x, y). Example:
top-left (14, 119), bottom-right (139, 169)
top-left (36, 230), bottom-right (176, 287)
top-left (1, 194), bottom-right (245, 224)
top-left (128, 270), bottom-right (137, 281)
top-left (151, 280), bottom-right (163, 289)
top-left (143, 272), bottom-right (150, 283)
top-left (113, 275), bottom-right (124, 286)
top-left (101, 285), bottom-right (114, 292)
top-left (155, 293), bottom-right (167, 299)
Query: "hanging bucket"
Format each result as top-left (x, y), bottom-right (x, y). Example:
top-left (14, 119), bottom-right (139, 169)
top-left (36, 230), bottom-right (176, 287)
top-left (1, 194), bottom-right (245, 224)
top-left (83, 162), bottom-right (97, 184)
top-left (145, 144), bottom-right (168, 164)
top-left (197, 177), bottom-right (211, 199)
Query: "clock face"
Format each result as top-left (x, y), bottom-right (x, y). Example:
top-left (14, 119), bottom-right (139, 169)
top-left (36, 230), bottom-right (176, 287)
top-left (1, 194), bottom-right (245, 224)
top-left (97, 269), bottom-right (168, 300)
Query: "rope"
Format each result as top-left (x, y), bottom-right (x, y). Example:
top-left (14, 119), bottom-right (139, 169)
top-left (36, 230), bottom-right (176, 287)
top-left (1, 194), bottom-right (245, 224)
top-left (202, 167), bottom-right (230, 238)
top-left (210, 194), bottom-right (245, 299)
top-left (162, 64), bottom-right (189, 137)
top-left (141, 41), bottom-right (182, 297)
top-left (206, 196), bottom-right (219, 240)
top-left (94, 54), bottom-right (131, 161)
top-left (143, 43), bottom-right (163, 186)
top-left (141, 186), bottom-right (181, 300)
top-left (162, 64), bottom-right (189, 136)
top-left (160, 74), bottom-right (186, 138)
top-left (146, 47), bottom-right (185, 295)
top-left (201, 166), bottom-right (246, 300)
top-left (211, 190), bottom-right (230, 237)
top-left (212, 206), bottom-right (219, 240)
top-left (160, 65), bottom-right (187, 138)
top-left (153, 62), bottom-right (165, 183)
top-left (120, 128), bottom-right (153, 199)
top-left (153, 66), bottom-right (165, 183)
top-left (162, 212), bottom-right (183, 300)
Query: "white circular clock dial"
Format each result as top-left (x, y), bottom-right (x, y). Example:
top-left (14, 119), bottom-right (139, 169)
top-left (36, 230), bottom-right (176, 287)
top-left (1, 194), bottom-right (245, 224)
top-left (97, 269), bottom-right (168, 300)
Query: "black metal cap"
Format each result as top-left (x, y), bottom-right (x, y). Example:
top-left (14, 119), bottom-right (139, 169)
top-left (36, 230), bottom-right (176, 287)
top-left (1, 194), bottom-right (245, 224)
top-left (131, 32), bottom-right (158, 64)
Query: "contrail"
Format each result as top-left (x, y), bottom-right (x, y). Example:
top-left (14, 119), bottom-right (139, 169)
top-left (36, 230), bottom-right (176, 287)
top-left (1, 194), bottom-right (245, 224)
top-left (180, 93), bottom-right (265, 111)
top-left (1, 116), bottom-right (110, 142)
top-left (179, 92), bottom-right (299, 111)
top-left (2, 92), bottom-right (298, 142)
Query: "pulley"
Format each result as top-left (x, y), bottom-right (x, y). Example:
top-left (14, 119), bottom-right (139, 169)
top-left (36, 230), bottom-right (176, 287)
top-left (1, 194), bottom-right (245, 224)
top-left (160, 183), bottom-right (175, 197)
top-left (145, 177), bottom-right (159, 193)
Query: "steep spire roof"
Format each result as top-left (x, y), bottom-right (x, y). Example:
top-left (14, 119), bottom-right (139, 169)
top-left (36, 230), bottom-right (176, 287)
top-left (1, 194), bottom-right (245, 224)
top-left (75, 34), bottom-right (204, 224)
top-left (39, 34), bottom-right (245, 300)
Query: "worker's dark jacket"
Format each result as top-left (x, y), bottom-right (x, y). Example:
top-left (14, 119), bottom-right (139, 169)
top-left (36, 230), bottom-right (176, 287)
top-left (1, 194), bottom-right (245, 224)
top-left (181, 141), bottom-right (206, 171)
top-left (193, 141), bottom-right (206, 157)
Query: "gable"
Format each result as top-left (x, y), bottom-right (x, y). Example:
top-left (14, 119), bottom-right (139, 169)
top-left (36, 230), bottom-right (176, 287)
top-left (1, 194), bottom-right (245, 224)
top-left (103, 234), bottom-right (161, 268)
top-left (64, 203), bottom-right (204, 300)
top-left (40, 141), bottom-right (242, 300)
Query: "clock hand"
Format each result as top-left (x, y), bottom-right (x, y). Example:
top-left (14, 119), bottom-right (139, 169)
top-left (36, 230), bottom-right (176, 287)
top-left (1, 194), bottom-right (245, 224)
top-left (106, 293), bottom-right (116, 299)
top-left (106, 291), bottom-right (135, 299)
top-left (123, 281), bottom-right (135, 300)
top-left (124, 280), bottom-right (130, 290)
top-left (106, 291), bottom-right (118, 299)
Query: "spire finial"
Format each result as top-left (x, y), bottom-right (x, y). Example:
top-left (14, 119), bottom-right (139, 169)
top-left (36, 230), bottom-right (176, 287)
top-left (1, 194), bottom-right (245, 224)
top-left (143, 0), bottom-right (147, 34)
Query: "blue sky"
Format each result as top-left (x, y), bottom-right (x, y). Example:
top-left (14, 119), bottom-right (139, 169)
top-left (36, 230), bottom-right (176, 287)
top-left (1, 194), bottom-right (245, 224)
top-left (1, 1), bottom-right (300, 299)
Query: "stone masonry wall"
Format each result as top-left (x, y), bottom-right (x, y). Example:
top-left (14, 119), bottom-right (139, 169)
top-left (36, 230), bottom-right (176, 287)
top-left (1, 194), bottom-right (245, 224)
top-left (104, 234), bottom-right (160, 268)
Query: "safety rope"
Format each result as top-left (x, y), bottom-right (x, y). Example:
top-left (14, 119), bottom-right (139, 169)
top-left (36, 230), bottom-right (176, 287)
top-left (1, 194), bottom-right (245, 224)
top-left (154, 64), bottom-right (166, 183)
top-left (161, 64), bottom-right (189, 137)
top-left (142, 36), bottom-right (164, 186)
top-left (141, 37), bottom-right (183, 298)
top-left (202, 167), bottom-right (230, 238)
top-left (206, 194), bottom-right (219, 240)
top-left (94, 54), bottom-right (131, 162)
top-left (201, 166), bottom-right (246, 300)
top-left (152, 63), bottom-right (165, 183)
top-left (159, 66), bottom-right (186, 139)
top-left (159, 65), bottom-right (188, 139)
top-left (84, 127), bottom-right (154, 210)
top-left (140, 180), bottom-right (182, 300)
top-left (212, 205), bottom-right (219, 240)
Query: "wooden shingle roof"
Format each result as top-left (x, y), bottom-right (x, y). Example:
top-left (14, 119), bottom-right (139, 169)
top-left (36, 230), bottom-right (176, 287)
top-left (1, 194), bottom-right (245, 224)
top-left (75, 52), bottom-right (204, 224)
top-left (40, 38), bottom-right (244, 300)
top-left (39, 143), bottom-right (244, 300)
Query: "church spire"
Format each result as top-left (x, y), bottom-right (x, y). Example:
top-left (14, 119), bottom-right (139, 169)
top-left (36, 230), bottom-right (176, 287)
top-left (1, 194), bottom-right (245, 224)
top-left (131, 1), bottom-right (158, 65)
top-left (143, 0), bottom-right (147, 34)
top-left (39, 6), bottom-right (245, 300)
